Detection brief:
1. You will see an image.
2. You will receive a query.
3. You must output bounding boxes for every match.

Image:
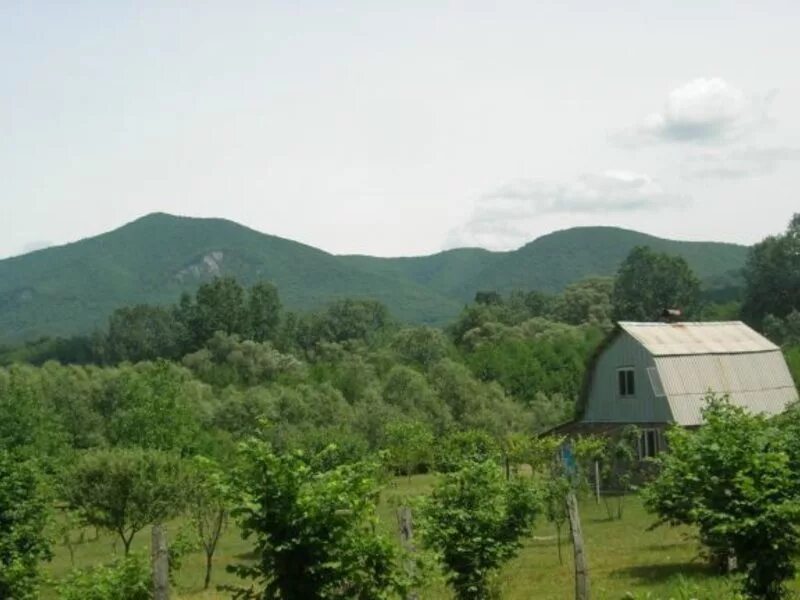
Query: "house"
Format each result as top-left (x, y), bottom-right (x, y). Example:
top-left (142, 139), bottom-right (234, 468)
top-left (553, 321), bottom-right (799, 458)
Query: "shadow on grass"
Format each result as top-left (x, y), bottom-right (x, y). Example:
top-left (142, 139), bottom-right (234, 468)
top-left (611, 562), bottom-right (713, 584)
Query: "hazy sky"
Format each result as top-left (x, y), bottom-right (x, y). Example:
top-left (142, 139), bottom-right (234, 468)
top-left (2, 1), bottom-right (799, 259)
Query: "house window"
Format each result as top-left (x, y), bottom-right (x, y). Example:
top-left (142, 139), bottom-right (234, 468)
top-left (617, 368), bottom-right (635, 398)
top-left (638, 429), bottom-right (660, 459)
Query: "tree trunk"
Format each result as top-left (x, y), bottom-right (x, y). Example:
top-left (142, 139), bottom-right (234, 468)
top-left (151, 524), bottom-right (170, 600)
top-left (566, 491), bottom-right (590, 600)
top-left (204, 552), bottom-right (213, 590)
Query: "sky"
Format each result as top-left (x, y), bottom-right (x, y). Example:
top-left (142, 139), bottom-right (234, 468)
top-left (2, 1), bottom-right (799, 259)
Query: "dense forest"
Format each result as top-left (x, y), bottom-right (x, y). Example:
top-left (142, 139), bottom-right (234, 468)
top-left (1, 215), bottom-right (798, 599)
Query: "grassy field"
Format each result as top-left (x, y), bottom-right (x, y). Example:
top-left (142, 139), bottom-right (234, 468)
top-left (42, 474), bottom-right (784, 600)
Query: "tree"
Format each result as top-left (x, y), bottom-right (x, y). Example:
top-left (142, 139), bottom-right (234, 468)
top-left (612, 246), bottom-right (701, 321)
top-left (187, 457), bottom-right (230, 589)
top-left (247, 282), bottom-right (282, 343)
top-left (390, 326), bottom-right (450, 369)
top-left (104, 304), bottom-right (186, 363)
top-left (100, 360), bottom-right (202, 453)
top-left (742, 214), bottom-right (800, 326)
top-left (178, 277), bottom-right (250, 349)
top-left (228, 440), bottom-right (408, 599)
top-left (434, 429), bottom-right (499, 473)
top-left (643, 395), bottom-right (800, 599)
top-left (63, 448), bottom-right (188, 555)
top-left (419, 459), bottom-right (540, 599)
top-left (384, 420), bottom-right (434, 478)
top-left (555, 277), bottom-right (614, 327)
top-left (0, 452), bottom-right (51, 599)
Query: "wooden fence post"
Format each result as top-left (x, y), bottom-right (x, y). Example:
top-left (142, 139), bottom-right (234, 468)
top-left (396, 506), bottom-right (419, 600)
top-left (151, 524), bottom-right (170, 600)
top-left (566, 491), bottom-right (590, 600)
top-left (594, 460), bottom-right (601, 504)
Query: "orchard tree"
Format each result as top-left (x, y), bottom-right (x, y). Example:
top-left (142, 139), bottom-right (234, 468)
top-left (419, 459), bottom-right (540, 600)
top-left (612, 246), bottom-right (700, 321)
top-left (0, 452), bottom-right (51, 599)
top-left (63, 448), bottom-right (188, 555)
top-left (187, 457), bottom-right (230, 589)
top-left (742, 213), bottom-right (800, 326)
top-left (384, 420), bottom-right (434, 478)
top-left (228, 440), bottom-right (409, 599)
top-left (644, 395), bottom-right (800, 599)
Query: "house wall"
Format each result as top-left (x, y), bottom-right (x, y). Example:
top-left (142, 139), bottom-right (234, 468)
top-left (583, 332), bottom-right (673, 423)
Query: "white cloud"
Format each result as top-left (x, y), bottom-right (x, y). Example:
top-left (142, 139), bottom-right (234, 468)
top-left (446, 171), bottom-right (688, 250)
top-left (633, 78), bottom-right (769, 143)
top-left (686, 146), bottom-right (800, 179)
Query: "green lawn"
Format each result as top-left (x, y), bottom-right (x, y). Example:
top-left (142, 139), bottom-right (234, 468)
top-left (42, 474), bottom-right (791, 599)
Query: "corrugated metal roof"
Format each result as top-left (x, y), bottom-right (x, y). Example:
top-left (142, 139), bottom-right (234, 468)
top-left (618, 321), bottom-right (778, 356)
top-left (654, 352), bottom-right (798, 425)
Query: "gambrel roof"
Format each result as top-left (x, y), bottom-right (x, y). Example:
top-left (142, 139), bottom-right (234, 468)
top-left (576, 321), bottom-right (798, 427)
top-left (618, 321), bottom-right (778, 356)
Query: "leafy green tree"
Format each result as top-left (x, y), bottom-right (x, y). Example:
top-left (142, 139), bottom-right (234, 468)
top-left (643, 395), bottom-right (800, 599)
top-left (0, 365), bottom-right (69, 463)
top-left (390, 326), bottom-right (450, 369)
top-left (555, 277), bottom-right (614, 327)
top-left (384, 420), bottom-right (435, 477)
top-left (63, 448), bottom-right (188, 555)
top-left (434, 429), bottom-right (499, 473)
top-left (419, 459), bottom-right (541, 599)
top-left (742, 214), bottom-right (800, 326)
top-left (183, 332), bottom-right (304, 387)
top-left (247, 281), bottom-right (282, 342)
top-left (612, 246), bottom-right (700, 321)
top-left (187, 457), bottom-right (230, 589)
top-left (100, 361), bottom-right (202, 453)
top-left (228, 440), bottom-right (408, 599)
top-left (382, 365), bottom-right (452, 434)
top-left (104, 304), bottom-right (186, 363)
top-left (177, 277), bottom-right (250, 349)
top-left (0, 452), bottom-right (52, 599)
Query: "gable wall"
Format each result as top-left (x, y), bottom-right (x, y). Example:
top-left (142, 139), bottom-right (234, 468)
top-left (583, 332), bottom-right (673, 423)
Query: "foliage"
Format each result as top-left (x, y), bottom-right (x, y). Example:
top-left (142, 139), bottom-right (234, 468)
top-left (612, 246), bottom-right (701, 321)
top-left (228, 440), bottom-right (409, 599)
top-left (99, 360), bottom-right (202, 453)
top-left (384, 420), bottom-right (435, 477)
top-left (742, 213), bottom-right (800, 326)
top-left (62, 448), bottom-right (189, 555)
top-left (643, 395), bottom-right (800, 599)
top-left (419, 459), bottom-right (541, 599)
top-left (57, 553), bottom-right (151, 600)
top-left (434, 429), bottom-right (500, 473)
top-left (186, 456), bottom-right (231, 589)
top-left (0, 452), bottom-right (52, 599)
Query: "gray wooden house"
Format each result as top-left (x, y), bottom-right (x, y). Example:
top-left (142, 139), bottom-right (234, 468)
top-left (556, 321), bottom-right (799, 457)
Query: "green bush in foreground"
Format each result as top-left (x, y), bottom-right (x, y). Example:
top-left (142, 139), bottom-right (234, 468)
top-left (420, 460), bottom-right (541, 600)
top-left (57, 553), bottom-right (151, 600)
top-left (0, 451), bottom-right (51, 600)
top-left (228, 440), bottom-right (411, 599)
top-left (644, 395), bottom-right (800, 600)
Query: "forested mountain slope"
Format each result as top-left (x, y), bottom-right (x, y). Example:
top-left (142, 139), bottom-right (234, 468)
top-left (0, 213), bottom-right (748, 342)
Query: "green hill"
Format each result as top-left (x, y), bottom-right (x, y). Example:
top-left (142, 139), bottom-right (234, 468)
top-left (0, 214), bottom-right (749, 342)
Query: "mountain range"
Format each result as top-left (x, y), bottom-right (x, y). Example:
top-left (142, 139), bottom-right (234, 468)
top-left (0, 213), bottom-right (749, 343)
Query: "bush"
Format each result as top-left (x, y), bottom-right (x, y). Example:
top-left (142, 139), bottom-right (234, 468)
top-left (58, 554), bottom-right (151, 600)
top-left (435, 429), bottom-right (499, 473)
